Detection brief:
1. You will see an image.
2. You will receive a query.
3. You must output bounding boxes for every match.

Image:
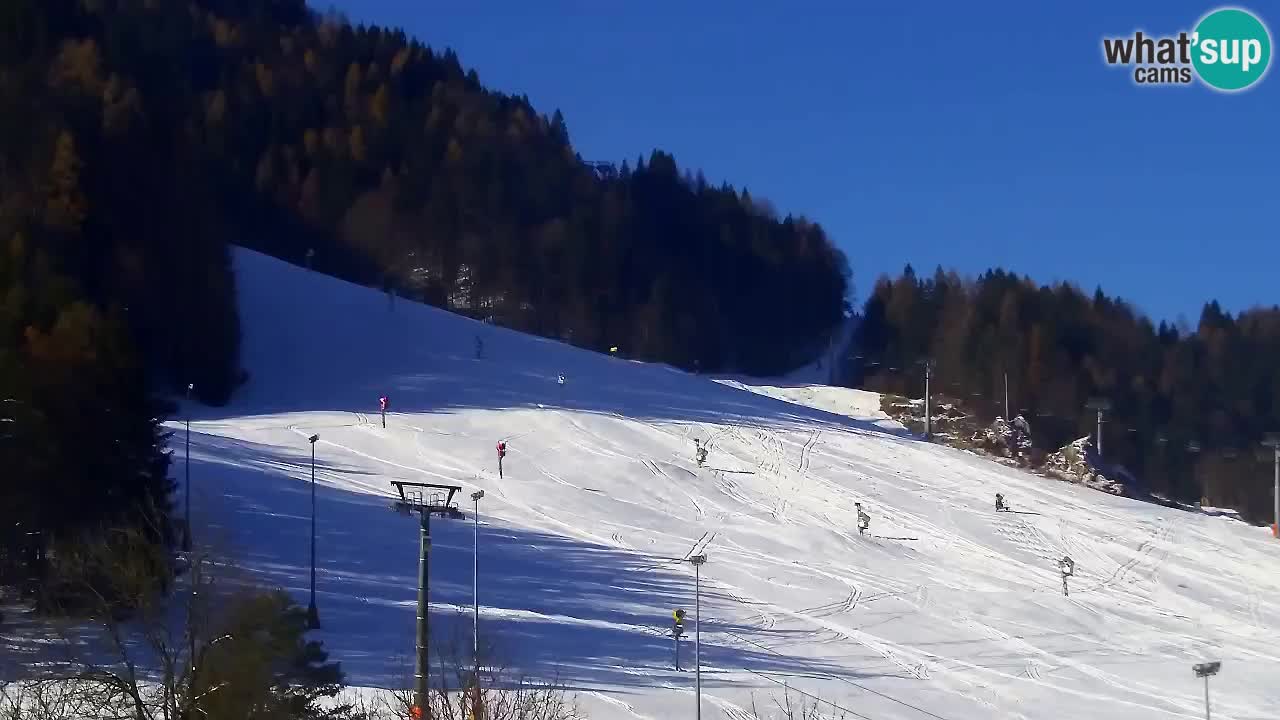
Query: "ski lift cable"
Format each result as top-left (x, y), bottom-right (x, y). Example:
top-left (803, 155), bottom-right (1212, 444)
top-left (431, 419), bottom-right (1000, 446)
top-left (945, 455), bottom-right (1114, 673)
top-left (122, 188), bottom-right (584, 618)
top-left (821, 671), bottom-right (957, 720)
top-left (744, 667), bottom-right (878, 720)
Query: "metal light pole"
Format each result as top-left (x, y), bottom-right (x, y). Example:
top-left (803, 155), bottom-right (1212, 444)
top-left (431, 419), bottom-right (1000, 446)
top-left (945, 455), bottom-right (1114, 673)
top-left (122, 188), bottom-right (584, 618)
top-left (1193, 661), bottom-right (1220, 720)
top-left (688, 553), bottom-right (707, 720)
top-left (471, 489), bottom-right (484, 671)
top-left (184, 382), bottom-right (193, 552)
top-left (1154, 433), bottom-right (1169, 492)
top-left (1263, 435), bottom-right (1279, 538)
top-left (1086, 397), bottom-right (1111, 458)
top-left (1187, 440), bottom-right (1202, 504)
top-left (1004, 371), bottom-right (1010, 420)
top-left (307, 434), bottom-right (320, 629)
top-left (417, 505), bottom-right (430, 713)
top-left (391, 481), bottom-right (464, 719)
top-left (921, 359), bottom-right (935, 439)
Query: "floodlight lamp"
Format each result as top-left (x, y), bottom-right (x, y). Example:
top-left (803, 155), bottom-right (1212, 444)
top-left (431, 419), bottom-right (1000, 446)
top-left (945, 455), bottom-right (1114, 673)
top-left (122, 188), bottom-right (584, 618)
top-left (1193, 661), bottom-right (1221, 677)
top-left (688, 554), bottom-right (707, 566)
top-left (471, 490), bottom-right (485, 501)
top-left (1262, 434), bottom-right (1280, 449)
top-left (309, 434), bottom-right (319, 444)
top-left (188, 383), bottom-right (194, 391)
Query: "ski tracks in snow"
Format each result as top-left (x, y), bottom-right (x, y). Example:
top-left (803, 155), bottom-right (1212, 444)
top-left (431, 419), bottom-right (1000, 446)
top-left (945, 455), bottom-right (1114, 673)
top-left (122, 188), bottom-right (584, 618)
top-left (795, 586), bottom-right (863, 620)
top-left (641, 457), bottom-right (711, 521)
top-left (685, 530), bottom-right (717, 560)
top-left (586, 691), bottom-right (652, 720)
top-left (1077, 518), bottom-right (1173, 596)
top-left (276, 395), bottom-right (1277, 720)
top-left (798, 429), bottom-right (820, 474)
top-left (750, 427), bottom-right (785, 476)
top-left (327, 409), bottom-right (1199, 720)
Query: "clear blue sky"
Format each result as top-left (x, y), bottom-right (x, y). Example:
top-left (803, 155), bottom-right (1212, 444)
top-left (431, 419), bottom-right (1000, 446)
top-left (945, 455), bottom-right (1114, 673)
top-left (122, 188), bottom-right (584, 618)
top-left (324, 1), bottom-right (1278, 325)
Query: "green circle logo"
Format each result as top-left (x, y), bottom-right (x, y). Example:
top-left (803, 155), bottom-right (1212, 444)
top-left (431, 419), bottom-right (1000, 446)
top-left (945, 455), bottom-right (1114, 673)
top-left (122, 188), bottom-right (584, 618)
top-left (1192, 7), bottom-right (1272, 91)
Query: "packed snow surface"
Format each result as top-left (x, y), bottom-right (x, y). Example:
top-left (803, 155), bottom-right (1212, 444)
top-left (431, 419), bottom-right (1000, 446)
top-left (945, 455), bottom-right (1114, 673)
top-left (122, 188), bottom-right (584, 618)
top-left (168, 249), bottom-right (1279, 719)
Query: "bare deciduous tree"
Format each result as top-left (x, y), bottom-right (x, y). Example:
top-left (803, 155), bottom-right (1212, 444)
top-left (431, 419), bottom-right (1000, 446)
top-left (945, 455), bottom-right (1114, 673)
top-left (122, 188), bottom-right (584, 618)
top-left (746, 683), bottom-right (851, 720)
top-left (1, 679), bottom-right (102, 720)
top-left (29, 527), bottom-right (348, 720)
top-left (364, 616), bottom-right (584, 720)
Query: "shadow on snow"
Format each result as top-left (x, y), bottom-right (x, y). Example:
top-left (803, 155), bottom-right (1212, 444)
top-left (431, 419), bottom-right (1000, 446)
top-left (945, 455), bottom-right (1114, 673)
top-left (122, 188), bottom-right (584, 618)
top-left (42, 434), bottom-right (878, 693)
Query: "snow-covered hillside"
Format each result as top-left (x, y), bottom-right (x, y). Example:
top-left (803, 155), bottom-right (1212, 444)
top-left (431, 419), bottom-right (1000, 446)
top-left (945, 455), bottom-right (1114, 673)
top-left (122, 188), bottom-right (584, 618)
top-left (163, 249), bottom-right (1280, 719)
top-left (714, 380), bottom-right (906, 435)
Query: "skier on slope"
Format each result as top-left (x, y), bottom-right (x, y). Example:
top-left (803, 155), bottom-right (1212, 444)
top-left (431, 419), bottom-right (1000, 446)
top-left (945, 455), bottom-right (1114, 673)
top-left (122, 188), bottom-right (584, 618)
top-left (856, 502), bottom-right (871, 537)
top-left (496, 440), bottom-right (507, 478)
top-left (379, 394), bottom-right (389, 427)
top-left (694, 438), bottom-right (708, 468)
top-left (995, 493), bottom-right (1007, 512)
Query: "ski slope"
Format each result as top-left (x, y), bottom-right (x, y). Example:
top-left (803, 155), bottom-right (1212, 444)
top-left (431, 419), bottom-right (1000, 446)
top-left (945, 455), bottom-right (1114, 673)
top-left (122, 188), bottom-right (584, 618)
top-left (174, 248), bottom-right (1280, 720)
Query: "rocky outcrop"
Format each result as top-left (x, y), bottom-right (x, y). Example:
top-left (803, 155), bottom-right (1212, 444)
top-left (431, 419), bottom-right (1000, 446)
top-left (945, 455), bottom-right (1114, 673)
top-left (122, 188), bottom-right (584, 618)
top-left (972, 415), bottom-right (1033, 463)
top-left (883, 396), bottom-right (970, 440)
top-left (1042, 436), bottom-right (1134, 496)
